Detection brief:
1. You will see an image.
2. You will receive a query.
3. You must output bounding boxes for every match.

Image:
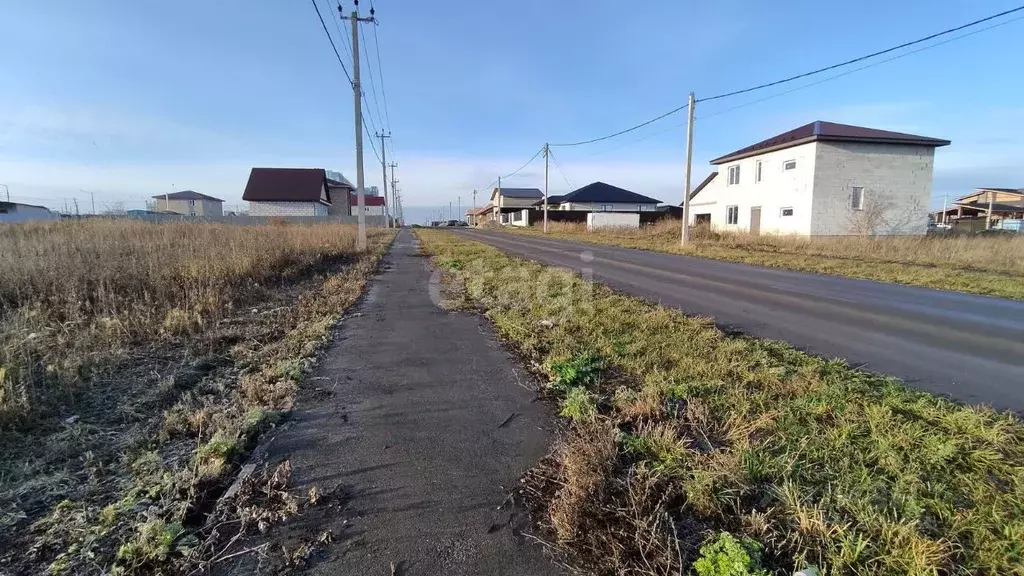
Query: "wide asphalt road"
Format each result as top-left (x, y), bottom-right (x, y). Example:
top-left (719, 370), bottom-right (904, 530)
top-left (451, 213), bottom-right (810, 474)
top-left (455, 229), bottom-right (1024, 413)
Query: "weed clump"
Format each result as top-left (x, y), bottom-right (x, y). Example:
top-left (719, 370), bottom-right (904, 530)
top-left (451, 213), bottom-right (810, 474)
top-left (693, 532), bottom-right (769, 576)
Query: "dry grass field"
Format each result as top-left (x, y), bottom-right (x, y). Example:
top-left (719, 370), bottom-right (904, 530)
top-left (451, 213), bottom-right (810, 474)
top-left (418, 229), bottom-right (1024, 576)
top-left (509, 220), bottom-right (1024, 300)
top-left (0, 219), bottom-right (393, 574)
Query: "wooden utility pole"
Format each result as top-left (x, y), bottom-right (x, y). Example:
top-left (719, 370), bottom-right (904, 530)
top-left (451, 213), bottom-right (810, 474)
top-left (377, 131), bottom-right (392, 228)
top-left (348, 6), bottom-right (375, 250)
top-left (543, 143), bottom-right (550, 233)
top-left (680, 92), bottom-right (696, 246)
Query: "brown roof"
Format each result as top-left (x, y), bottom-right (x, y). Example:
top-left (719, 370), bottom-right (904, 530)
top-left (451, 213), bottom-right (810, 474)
top-left (242, 168), bottom-right (331, 204)
top-left (349, 193), bottom-right (386, 207)
top-left (956, 201), bottom-right (1024, 213)
top-left (467, 204), bottom-right (492, 215)
top-left (710, 121), bottom-right (951, 165)
top-left (976, 187), bottom-right (1023, 194)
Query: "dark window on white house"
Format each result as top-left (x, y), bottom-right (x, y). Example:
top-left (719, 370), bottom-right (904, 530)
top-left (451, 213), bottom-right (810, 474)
top-left (728, 165), bottom-right (741, 185)
top-left (600, 204), bottom-right (613, 211)
top-left (851, 187), bottom-right (865, 210)
top-left (783, 160), bottom-right (797, 171)
top-left (780, 207), bottom-right (794, 217)
top-left (726, 205), bottom-right (739, 225)
top-left (755, 161), bottom-right (763, 183)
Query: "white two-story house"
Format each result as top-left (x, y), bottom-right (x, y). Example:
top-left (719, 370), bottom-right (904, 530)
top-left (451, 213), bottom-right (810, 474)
top-left (687, 121), bottom-right (950, 236)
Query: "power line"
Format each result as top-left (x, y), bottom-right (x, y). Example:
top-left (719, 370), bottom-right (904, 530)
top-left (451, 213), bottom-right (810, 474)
top-left (363, 119), bottom-right (383, 164)
top-left (551, 10), bottom-right (1024, 159)
top-left (547, 149), bottom-right (574, 191)
top-left (360, 24), bottom-right (386, 143)
top-left (370, 16), bottom-right (393, 135)
top-left (696, 4), bottom-right (1024, 103)
top-left (696, 13), bottom-right (1024, 121)
top-left (544, 5), bottom-right (1023, 153)
top-left (310, 0), bottom-right (352, 85)
top-left (477, 146), bottom-right (546, 191)
top-left (550, 103), bottom-right (690, 148)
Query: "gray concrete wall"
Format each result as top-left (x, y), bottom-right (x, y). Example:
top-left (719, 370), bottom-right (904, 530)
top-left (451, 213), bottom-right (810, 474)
top-left (811, 142), bottom-right (934, 236)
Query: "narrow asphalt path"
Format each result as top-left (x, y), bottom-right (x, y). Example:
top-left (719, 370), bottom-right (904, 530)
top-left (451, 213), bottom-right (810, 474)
top-left (227, 230), bottom-right (560, 576)
top-left (455, 229), bottom-right (1024, 413)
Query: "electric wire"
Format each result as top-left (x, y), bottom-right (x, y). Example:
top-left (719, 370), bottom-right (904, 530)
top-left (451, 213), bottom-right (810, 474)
top-left (310, 0), bottom-right (352, 86)
top-left (696, 4), bottom-right (1024, 102)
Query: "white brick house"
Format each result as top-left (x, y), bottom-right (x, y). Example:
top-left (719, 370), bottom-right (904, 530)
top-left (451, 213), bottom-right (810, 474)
top-left (687, 121), bottom-right (950, 236)
top-left (243, 168), bottom-right (352, 217)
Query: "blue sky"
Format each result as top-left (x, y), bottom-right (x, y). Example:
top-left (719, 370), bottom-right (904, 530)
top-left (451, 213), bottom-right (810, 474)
top-left (1, 0), bottom-right (1022, 218)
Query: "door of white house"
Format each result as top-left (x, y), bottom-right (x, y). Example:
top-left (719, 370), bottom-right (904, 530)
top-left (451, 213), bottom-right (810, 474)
top-left (750, 206), bottom-right (762, 236)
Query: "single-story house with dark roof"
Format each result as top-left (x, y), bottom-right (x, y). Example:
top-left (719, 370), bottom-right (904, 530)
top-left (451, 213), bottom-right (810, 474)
top-left (152, 190), bottom-right (224, 216)
top-left (242, 168), bottom-right (354, 217)
top-left (556, 182), bottom-right (662, 212)
top-left (531, 195), bottom-right (566, 210)
top-left (687, 121), bottom-right (950, 236)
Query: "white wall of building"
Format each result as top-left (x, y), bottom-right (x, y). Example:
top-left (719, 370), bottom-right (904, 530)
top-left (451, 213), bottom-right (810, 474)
top-left (687, 174), bottom-right (719, 222)
top-left (587, 212), bottom-right (640, 230)
top-left (561, 201), bottom-right (659, 212)
top-left (351, 205), bottom-right (385, 216)
top-left (248, 201), bottom-right (329, 217)
top-left (810, 142), bottom-right (934, 235)
top-left (691, 142), bottom-right (818, 234)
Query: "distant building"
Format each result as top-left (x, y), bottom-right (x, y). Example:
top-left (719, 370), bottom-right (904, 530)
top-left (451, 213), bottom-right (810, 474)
top-left (489, 187), bottom-right (542, 224)
top-left (242, 168), bottom-right (353, 217)
top-left (350, 193), bottom-right (386, 216)
top-left (932, 188), bottom-right (1024, 232)
top-left (466, 204), bottom-right (492, 226)
top-left (152, 191), bottom-right (224, 216)
top-left (687, 121), bottom-right (951, 236)
top-left (0, 201), bottom-right (60, 224)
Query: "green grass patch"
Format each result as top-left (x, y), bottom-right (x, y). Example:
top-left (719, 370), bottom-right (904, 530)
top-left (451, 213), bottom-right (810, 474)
top-left (416, 228), bottom-right (1024, 576)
